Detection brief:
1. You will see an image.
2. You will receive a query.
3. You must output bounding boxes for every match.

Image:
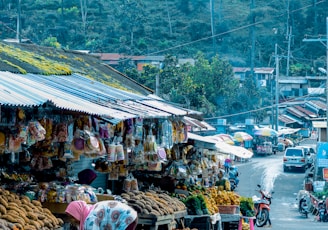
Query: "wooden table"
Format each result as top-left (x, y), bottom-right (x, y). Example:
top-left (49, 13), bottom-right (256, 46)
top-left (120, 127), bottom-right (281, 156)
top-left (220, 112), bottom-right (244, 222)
top-left (184, 213), bottom-right (222, 230)
top-left (137, 214), bottom-right (174, 230)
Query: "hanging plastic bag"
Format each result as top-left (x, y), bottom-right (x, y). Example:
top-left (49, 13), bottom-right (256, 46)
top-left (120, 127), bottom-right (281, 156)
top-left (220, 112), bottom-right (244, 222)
top-left (116, 144), bottom-right (124, 161)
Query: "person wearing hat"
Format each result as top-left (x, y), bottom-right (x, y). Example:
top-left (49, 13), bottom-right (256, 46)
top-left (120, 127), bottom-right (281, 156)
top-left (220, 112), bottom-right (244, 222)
top-left (65, 200), bottom-right (138, 230)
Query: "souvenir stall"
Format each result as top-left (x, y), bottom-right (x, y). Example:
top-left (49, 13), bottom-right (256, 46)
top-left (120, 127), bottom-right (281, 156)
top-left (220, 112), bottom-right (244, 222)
top-left (0, 103), bottom-right (193, 229)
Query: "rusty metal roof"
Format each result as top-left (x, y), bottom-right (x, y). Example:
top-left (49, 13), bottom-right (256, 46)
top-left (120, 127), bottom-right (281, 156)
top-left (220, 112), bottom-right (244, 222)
top-left (279, 114), bottom-right (300, 125)
top-left (294, 105), bottom-right (317, 118)
top-left (286, 107), bottom-right (309, 119)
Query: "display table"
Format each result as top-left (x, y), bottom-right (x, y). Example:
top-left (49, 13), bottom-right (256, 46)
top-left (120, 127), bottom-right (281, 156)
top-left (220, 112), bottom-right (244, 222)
top-left (184, 213), bottom-right (222, 230)
top-left (220, 206), bottom-right (240, 230)
top-left (137, 214), bottom-right (174, 230)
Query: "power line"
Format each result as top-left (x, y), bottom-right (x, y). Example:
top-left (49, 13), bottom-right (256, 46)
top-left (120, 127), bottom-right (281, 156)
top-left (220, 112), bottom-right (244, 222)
top-left (204, 91), bottom-right (326, 120)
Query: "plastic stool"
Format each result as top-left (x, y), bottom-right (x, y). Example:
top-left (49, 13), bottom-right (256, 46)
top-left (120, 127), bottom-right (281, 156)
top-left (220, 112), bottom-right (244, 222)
top-left (238, 216), bottom-right (255, 230)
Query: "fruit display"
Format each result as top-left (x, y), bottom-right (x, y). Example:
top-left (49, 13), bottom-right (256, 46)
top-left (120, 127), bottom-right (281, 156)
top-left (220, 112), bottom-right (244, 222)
top-left (206, 187), bottom-right (240, 206)
top-left (121, 190), bottom-right (186, 216)
top-left (0, 188), bottom-right (63, 230)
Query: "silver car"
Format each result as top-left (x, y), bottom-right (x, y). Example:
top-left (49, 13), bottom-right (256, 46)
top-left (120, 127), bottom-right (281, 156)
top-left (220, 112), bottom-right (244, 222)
top-left (283, 147), bottom-right (308, 172)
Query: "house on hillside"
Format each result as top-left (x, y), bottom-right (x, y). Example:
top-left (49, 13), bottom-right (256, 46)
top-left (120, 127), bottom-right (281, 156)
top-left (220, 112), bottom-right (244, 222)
top-left (233, 67), bottom-right (275, 88)
top-left (95, 53), bottom-right (195, 71)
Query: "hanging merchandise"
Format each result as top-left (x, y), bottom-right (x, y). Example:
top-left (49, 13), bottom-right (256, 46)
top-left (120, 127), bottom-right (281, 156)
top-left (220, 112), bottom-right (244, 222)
top-left (84, 130), bottom-right (101, 158)
top-left (28, 121), bottom-right (46, 142)
top-left (8, 135), bottom-right (23, 153)
top-left (147, 162), bottom-right (162, 171)
top-left (131, 141), bottom-right (144, 164)
top-left (55, 122), bottom-right (68, 143)
top-left (177, 120), bottom-right (187, 143)
top-left (157, 147), bottom-right (167, 161)
top-left (116, 143), bottom-right (125, 161)
top-left (125, 133), bottom-right (135, 148)
top-left (161, 119), bottom-right (173, 149)
top-left (108, 165), bottom-right (119, 180)
top-left (71, 135), bottom-right (85, 161)
top-left (134, 118), bottom-right (144, 141)
top-left (144, 135), bottom-right (157, 162)
top-left (0, 131), bottom-right (5, 154)
top-left (99, 122), bottom-right (109, 139)
top-left (107, 141), bottom-right (117, 162)
top-left (97, 137), bottom-right (106, 156)
top-left (94, 158), bottom-right (112, 173)
top-left (123, 173), bottom-right (138, 192)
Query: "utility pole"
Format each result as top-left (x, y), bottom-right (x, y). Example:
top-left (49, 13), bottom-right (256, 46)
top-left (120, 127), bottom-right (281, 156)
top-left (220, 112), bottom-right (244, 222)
top-left (275, 44), bottom-right (279, 131)
top-left (210, 0), bottom-right (216, 53)
top-left (286, 26), bottom-right (292, 77)
top-left (303, 17), bottom-right (328, 141)
top-left (16, 0), bottom-right (21, 43)
top-left (250, 0), bottom-right (256, 85)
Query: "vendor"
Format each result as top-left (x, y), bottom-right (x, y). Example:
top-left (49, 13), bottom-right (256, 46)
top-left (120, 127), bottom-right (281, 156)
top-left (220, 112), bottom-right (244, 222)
top-left (215, 169), bottom-right (231, 191)
top-left (65, 200), bottom-right (138, 230)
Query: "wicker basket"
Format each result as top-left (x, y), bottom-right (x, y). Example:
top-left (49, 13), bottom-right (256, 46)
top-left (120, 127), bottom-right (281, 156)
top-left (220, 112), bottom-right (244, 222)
top-left (218, 205), bottom-right (239, 214)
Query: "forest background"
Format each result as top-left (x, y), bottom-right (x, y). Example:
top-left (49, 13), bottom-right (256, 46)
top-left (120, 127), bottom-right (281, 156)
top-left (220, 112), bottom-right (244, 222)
top-left (0, 0), bottom-right (327, 123)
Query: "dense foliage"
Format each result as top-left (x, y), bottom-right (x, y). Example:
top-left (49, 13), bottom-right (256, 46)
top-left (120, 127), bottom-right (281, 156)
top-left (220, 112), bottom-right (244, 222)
top-left (0, 0), bottom-right (327, 121)
top-left (1, 0), bottom-right (326, 69)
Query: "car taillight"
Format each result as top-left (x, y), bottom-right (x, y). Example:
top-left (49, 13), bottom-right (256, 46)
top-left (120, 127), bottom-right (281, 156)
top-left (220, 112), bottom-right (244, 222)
top-left (283, 157), bottom-right (287, 162)
top-left (301, 158), bottom-right (305, 162)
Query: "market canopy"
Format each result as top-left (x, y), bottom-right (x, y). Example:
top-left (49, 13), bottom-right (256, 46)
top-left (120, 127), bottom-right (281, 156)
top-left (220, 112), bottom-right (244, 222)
top-left (233, 132), bottom-right (253, 142)
top-left (215, 140), bottom-right (253, 159)
top-left (253, 127), bottom-right (279, 137)
top-left (214, 134), bottom-right (235, 145)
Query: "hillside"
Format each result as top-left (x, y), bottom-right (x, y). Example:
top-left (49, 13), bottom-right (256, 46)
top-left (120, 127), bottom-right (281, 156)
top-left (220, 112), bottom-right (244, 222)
top-left (0, 0), bottom-right (327, 72)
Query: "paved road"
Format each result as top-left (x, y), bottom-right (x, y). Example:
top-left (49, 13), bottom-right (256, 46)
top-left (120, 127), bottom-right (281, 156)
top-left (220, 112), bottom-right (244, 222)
top-left (235, 153), bottom-right (327, 230)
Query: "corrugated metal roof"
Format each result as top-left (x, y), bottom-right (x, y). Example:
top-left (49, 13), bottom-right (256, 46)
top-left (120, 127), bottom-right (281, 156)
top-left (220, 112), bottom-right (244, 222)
top-left (183, 116), bottom-right (216, 131)
top-left (286, 107), bottom-right (308, 119)
top-left (139, 99), bottom-right (189, 116)
top-left (0, 72), bottom-right (136, 119)
top-left (294, 105), bottom-right (317, 118)
top-left (0, 71), bottom-right (197, 120)
top-left (310, 100), bottom-right (327, 111)
top-left (279, 114), bottom-right (299, 124)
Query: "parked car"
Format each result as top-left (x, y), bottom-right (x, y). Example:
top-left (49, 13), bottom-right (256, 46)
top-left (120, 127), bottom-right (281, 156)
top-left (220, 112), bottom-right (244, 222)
top-left (283, 147), bottom-right (308, 172)
top-left (298, 145), bottom-right (316, 168)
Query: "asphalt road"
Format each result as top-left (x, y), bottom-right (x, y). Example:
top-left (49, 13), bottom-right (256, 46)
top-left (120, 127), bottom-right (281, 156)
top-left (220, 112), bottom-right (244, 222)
top-left (235, 153), bottom-right (328, 230)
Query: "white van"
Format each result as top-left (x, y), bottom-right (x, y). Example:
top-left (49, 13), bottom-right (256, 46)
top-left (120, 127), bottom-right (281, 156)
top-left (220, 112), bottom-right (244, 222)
top-left (283, 147), bottom-right (308, 172)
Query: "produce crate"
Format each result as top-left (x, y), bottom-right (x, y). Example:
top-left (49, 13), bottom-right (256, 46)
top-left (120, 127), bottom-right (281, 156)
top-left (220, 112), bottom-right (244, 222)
top-left (218, 205), bottom-right (239, 214)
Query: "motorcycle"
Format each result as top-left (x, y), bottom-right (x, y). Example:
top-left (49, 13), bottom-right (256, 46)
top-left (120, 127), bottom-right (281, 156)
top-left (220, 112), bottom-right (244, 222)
top-left (317, 196), bottom-right (328, 222)
top-left (297, 190), bottom-right (310, 218)
top-left (228, 165), bottom-right (239, 191)
top-left (252, 184), bottom-right (273, 227)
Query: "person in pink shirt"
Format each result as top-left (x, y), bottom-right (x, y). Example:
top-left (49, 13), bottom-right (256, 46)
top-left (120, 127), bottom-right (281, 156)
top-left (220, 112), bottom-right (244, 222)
top-left (65, 200), bottom-right (138, 230)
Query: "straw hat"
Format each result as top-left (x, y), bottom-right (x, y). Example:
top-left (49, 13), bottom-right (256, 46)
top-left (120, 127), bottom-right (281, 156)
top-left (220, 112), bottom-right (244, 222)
top-left (84, 130), bottom-right (99, 152)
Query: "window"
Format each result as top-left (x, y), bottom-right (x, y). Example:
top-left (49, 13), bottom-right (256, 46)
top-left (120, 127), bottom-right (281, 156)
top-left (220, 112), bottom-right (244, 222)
top-left (286, 149), bottom-right (303, 157)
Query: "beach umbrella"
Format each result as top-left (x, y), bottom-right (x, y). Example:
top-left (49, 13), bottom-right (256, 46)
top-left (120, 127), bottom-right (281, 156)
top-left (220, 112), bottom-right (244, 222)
top-left (233, 132), bottom-right (253, 142)
top-left (253, 128), bottom-right (279, 137)
top-left (215, 134), bottom-right (235, 145)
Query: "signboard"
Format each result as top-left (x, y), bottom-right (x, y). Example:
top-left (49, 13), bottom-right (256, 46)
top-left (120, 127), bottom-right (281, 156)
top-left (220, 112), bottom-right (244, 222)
top-left (316, 142), bottom-right (328, 167)
top-left (324, 168), bottom-right (328, 181)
